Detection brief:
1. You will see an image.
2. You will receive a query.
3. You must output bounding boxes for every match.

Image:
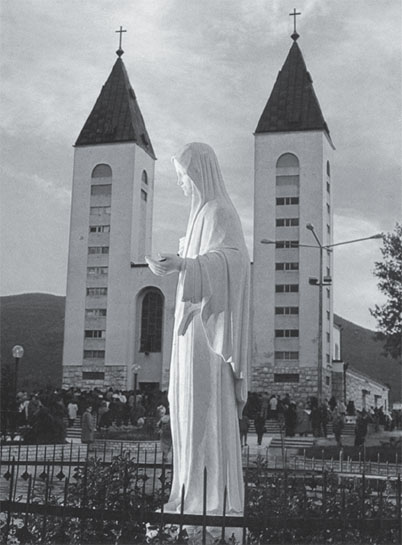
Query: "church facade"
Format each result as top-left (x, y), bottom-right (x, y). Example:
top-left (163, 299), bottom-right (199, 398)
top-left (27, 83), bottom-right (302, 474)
top-left (62, 34), bottom-right (388, 409)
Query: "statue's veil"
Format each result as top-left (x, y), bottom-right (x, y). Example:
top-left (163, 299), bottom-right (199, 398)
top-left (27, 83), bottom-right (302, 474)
top-left (172, 142), bottom-right (246, 257)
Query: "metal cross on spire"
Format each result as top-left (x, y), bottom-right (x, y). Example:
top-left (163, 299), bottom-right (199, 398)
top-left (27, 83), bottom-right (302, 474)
top-left (115, 26), bottom-right (127, 57)
top-left (289, 8), bottom-right (301, 41)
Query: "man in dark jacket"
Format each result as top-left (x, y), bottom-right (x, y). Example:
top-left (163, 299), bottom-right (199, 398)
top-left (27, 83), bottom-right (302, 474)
top-left (254, 414), bottom-right (266, 446)
top-left (354, 410), bottom-right (369, 447)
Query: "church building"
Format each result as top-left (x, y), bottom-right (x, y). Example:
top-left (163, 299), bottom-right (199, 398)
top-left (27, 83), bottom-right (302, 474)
top-left (62, 30), bottom-right (388, 410)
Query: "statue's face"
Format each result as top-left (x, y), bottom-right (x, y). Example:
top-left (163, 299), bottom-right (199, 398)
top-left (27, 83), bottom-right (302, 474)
top-left (174, 160), bottom-right (193, 197)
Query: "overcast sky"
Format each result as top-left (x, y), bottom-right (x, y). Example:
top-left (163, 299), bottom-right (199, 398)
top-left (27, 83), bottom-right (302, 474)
top-left (1, 0), bottom-right (401, 330)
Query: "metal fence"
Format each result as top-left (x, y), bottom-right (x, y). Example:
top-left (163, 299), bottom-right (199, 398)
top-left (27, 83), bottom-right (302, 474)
top-left (1, 441), bottom-right (401, 544)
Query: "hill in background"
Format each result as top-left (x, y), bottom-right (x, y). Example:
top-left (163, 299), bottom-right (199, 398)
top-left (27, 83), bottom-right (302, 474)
top-left (1, 293), bottom-right (64, 393)
top-left (333, 314), bottom-right (401, 405)
top-left (1, 293), bottom-right (400, 403)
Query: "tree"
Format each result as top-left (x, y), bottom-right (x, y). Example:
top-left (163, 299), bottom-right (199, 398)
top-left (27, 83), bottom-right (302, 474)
top-left (370, 222), bottom-right (402, 359)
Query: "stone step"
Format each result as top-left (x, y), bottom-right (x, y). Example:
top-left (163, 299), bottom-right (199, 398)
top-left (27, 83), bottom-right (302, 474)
top-left (248, 420), bottom-right (355, 436)
top-left (0, 442), bottom-right (87, 462)
top-left (269, 437), bottom-right (315, 449)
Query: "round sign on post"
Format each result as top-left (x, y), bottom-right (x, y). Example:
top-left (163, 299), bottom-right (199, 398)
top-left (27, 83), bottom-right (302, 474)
top-left (12, 345), bottom-right (24, 359)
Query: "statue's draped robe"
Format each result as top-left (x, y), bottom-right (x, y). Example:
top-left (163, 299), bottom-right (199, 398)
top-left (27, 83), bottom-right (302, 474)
top-left (165, 143), bottom-right (250, 516)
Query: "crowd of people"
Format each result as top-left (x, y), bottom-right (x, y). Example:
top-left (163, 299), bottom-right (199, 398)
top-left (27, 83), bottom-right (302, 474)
top-left (5, 387), bottom-right (401, 449)
top-left (7, 386), bottom-right (171, 445)
top-left (240, 392), bottom-right (401, 448)
top-left (14, 386), bottom-right (169, 428)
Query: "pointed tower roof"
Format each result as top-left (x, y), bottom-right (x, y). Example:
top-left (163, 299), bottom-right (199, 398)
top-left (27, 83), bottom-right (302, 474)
top-left (75, 57), bottom-right (156, 159)
top-left (255, 40), bottom-right (330, 137)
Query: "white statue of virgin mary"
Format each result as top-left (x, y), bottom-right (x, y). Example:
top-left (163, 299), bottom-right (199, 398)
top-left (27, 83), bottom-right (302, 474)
top-left (146, 142), bottom-right (250, 516)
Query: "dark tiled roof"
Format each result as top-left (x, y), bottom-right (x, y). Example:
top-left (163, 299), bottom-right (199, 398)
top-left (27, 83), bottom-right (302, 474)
top-left (75, 58), bottom-right (156, 159)
top-left (255, 41), bottom-right (330, 136)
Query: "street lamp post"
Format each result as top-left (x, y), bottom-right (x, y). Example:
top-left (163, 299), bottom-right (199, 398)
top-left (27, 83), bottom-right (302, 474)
top-left (306, 223), bottom-right (330, 403)
top-left (305, 224), bottom-right (382, 403)
top-left (132, 364), bottom-right (142, 408)
top-left (11, 345), bottom-right (24, 405)
top-left (11, 345), bottom-right (24, 432)
top-left (261, 231), bottom-right (382, 403)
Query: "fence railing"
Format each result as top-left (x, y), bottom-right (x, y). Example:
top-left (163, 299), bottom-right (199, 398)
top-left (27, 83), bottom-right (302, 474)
top-left (1, 441), bottom-right (401, 544)
top-left (1, 439), bottom-right (401, 475)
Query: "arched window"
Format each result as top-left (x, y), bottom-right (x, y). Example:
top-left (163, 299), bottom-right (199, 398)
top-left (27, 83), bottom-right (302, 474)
top-left (276, 153), bottom-right (300, 193)
top-left (276, 153), bottom-right (299, 169)
top-left (326, 160), bottom-right (331, 177)
top-left (140, 289), bottom-right (163, 352)
top-left (92, 164), bottom-right (112, 178)
top-left (141, 170), bottom-right (148, 185)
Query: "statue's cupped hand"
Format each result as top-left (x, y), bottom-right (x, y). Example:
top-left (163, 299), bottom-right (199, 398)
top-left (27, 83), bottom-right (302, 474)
top-left (145, 254), bottom-right (183, 276)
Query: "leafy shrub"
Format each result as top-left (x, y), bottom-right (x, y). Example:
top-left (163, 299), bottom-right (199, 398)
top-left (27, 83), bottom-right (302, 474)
top-left (246, 457), bottom-right (400, 544)
top-left (1, 453), bottom-right (400, 544)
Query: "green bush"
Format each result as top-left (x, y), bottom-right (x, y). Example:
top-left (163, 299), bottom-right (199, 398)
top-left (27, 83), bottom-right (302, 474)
top-left (1, 454), bottom-right (400, 544)
top-left (246, 457), bottom-right (400, 544)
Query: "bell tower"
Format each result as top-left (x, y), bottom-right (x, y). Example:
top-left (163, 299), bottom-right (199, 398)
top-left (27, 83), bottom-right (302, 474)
top-left (252, 28), bottom-right (335, 402)
top-left (62, 41), bottom-right (157, 389)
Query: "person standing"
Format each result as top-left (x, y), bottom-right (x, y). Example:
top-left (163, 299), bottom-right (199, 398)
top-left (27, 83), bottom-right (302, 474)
top-left (331, 407), bottom-right (345, 448)
top-left (81, 405), bottom-right (95, 450)
top-left (295, 402), bottom-right (310, 437)
top-left (284, 402), bottom-right (297, 437)
top-left (311, 404), bottom-right (322, 437)
top-left (261, 392), bottom-right (270, 419)
top-left (239, 415), bottom-right (250, 447)
top-left (157, 405), bottom-right (172, 463)
top-left (354, 410), bottom-right (369, 447)
top-left (67, 398), bottom-right (79, 427)
top-left (269, 395), bottom-right (278, 420)
top-left (320, 401), bottom-right (329, 438)
top-left (254, 414), bottom-right (266, 446)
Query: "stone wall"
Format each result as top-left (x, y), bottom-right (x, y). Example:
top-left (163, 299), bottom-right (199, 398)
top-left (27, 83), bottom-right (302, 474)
top-left (104, 366), bottom-right (127, 390)
top-left (346, 367), bottom-right (389, 411)
top-left (62, 366), bottom-right (82, 389)
top-left (62, 365), bottom-right (127, 390)
top-left (332, 362), bottom-right (389, 411)
top-left (251, 365), bottom-right (319, 403)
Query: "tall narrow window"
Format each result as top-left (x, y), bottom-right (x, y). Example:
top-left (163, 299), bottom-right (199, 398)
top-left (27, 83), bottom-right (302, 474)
top-left (275, 329), bottom-right (299, 338)
top-left (140, 289), bottom-right (163, 352)
top-left (276, 262), bottom-right (299, 271)
top-left (276, 154), bottom-right (300, 196)
top-left (139, 174), bottom-right (149, 260)
top-left (276, 218), bottom-right (299, 227)
top-left (275, 284), bottom-right (299, 293)
top-left (276, 197), bottom-right (299, 205)
top-left (275, 240), bottom-right (298, 248)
